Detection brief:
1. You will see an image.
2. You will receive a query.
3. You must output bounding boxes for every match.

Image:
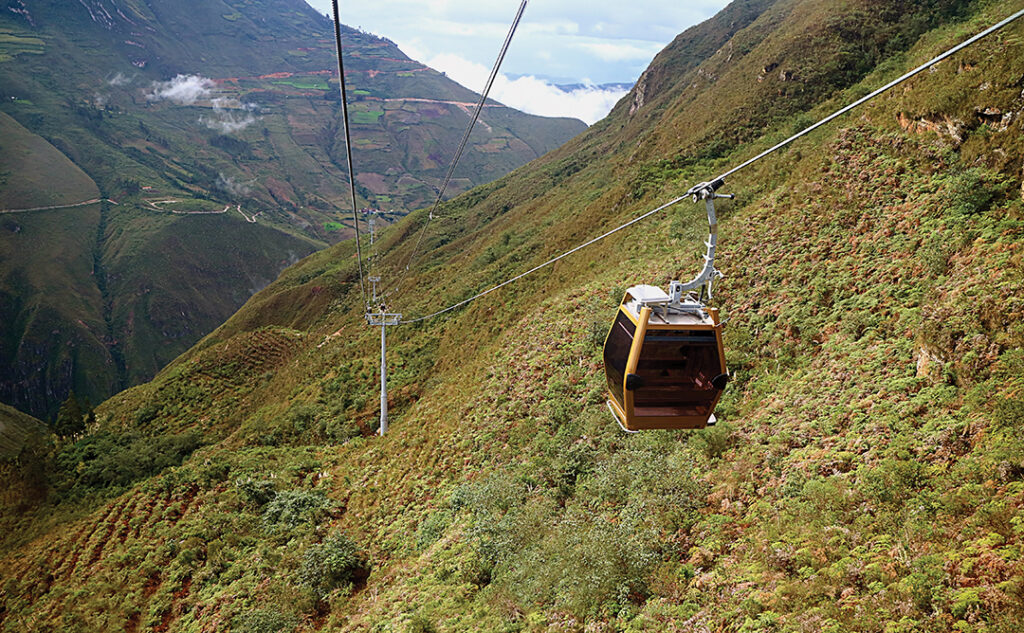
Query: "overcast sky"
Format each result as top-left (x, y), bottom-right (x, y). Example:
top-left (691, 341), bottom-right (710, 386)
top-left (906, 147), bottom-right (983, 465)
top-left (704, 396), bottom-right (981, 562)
top-left (304, 1), bottom-right (730, 123)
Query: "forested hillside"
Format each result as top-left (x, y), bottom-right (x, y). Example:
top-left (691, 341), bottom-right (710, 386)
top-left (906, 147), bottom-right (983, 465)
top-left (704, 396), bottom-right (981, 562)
top-left (2, 0), bottom-right (1024, 631)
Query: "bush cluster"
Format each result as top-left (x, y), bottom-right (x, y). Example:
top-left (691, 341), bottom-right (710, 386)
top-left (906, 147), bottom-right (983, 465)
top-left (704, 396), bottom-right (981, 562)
top-left (297, 532), bottom-right (366, 599)
top-left (52, 431), bottom-right (201, 497)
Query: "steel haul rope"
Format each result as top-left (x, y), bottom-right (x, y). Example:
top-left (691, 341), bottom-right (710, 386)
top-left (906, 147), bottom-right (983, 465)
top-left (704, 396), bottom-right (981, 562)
top-left (393, 7), bottom-right (1024, 326)
top-left (385, 0), bottom-right (530, 300)
top-left (330, 0), bottom-right (369, 311)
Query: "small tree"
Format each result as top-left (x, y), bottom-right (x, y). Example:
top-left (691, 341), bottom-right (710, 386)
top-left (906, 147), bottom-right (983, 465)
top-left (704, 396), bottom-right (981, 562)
top-left (53, 391), bottom-right (86, 438)
top-left (120, 178), bottom-right (141, 197)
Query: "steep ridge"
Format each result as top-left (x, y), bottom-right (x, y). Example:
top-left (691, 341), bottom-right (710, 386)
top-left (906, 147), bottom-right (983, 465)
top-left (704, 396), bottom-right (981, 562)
top-left (3, 0), bottom-right (1024, 631)
top-left (0, 402), bottom-right (47, 559)
top-left (0, 0), bottom-right (585, 419)
top-left (0, 402), bottom-right (45, 459)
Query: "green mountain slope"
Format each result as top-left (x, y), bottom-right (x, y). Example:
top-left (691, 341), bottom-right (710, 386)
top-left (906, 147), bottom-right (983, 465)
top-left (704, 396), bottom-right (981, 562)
top-left (0, 111), bottom-right (99, 209)
top-left (3, 0), bottom-right (1024, 631)
top-left (0, 403), bottom-right (47, 549)
top-left (0, 401), bottom-right (45, 459)
top-left (0, 0), bottom-right (585, 419)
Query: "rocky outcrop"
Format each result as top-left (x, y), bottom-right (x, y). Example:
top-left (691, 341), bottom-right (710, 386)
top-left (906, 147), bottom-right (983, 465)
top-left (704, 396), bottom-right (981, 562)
top-left (896, 111), bottom-right (966, 144)
top-left (629, 70), bottom-right (649, 116)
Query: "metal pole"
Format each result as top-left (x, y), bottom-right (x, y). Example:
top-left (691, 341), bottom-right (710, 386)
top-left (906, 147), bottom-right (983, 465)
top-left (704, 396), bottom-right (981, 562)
top-left (367, 309), bottom-right (400, 436)
top-left (369, 276), bottom-right (380, 304)
top-left (379, 321), bottom-right (388, 435)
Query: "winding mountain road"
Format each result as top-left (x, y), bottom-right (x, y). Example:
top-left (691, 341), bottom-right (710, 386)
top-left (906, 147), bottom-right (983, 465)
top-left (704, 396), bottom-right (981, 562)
top-left (0, 198), bottom-right (118, 214)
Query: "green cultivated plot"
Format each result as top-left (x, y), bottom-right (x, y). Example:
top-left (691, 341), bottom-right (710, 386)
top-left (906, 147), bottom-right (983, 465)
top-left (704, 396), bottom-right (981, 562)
top-left (0, 29), bottom-right (44, 63)
top-left (351, 109), bottom-right (384, 124)
top-left (271, 77), bottom-right (329, 90)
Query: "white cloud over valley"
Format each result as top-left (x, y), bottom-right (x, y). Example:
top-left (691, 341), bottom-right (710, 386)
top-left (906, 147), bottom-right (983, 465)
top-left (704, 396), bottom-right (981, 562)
top-left (423, 52), bottom-right (627, 124)
top-left (147, 74), bottom-right (214, 105)
top-left (305, 0), bottom-right (730, 122)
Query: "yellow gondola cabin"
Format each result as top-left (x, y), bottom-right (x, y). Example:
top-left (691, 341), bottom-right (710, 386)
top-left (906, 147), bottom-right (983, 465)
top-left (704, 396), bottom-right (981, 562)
top-left (602, 180), bottom-right (733, 432)
top-left (603, 284), bottom-right (728, 431)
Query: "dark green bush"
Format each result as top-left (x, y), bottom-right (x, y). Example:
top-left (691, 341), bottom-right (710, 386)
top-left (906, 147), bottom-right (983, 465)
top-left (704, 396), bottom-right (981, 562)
top-left (297, 532), bottom-right (366, 598)
top-left (902, 554), bottom-right (946, 612)
top-left (261, 489), bottom-right (333, 531)
top-left (235, 477), bottom-right (276, 507)
top-left (859, 456), bottom-right (926, 506)
top-left (231, 608), bottom-right (299, 633)
top-left (692, 421), bottom-right (735, 460)
top-left (52, 431), bottom-right (201, 497)
top-left (994, 398), bottom-right (1024, 433)
top-left (407, 613), bottom-right (437, 633)
top-left (134, 403), bottom-right (161, 426)
top-left (415, 510), bottom-right (453, 550)
top-left (943, 168), bottom-right (1003, 218)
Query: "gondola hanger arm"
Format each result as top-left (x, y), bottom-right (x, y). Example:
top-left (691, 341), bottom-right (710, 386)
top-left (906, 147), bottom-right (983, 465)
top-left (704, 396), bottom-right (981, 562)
top-left (671, 180), bottom-right (733, 302)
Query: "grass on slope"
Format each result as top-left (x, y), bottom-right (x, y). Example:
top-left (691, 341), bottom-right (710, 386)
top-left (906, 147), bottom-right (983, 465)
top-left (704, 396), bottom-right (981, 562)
top-left (0, 204), bottom-right (118, 420)
top-left (0, 402), bottom-right (46, 459)
top-left (0, 111), bottom-right (99, 209)
top-left (2, 1), bottom-right (1024, 632)
top-left (99, 204), bottom-right (322, 386)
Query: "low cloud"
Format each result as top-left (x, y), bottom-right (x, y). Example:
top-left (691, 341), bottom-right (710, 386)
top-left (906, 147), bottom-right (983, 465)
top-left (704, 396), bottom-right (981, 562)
top-left (107, 72), bottom-right (132, 87)
top-left (201, 97), bottom-right (258, 134)
top-left (204, 113), bottom-right (256, 134)
top-left (147, 74), bottom-right (214, 105)
top-left (426, 53), bottom-right (629, 124)
top-left (508, 78), bottom-right (627, 125)
top-left (217, 174), bottom-right (252, 197)
top-left (147, 75), bottom-right (258, 134)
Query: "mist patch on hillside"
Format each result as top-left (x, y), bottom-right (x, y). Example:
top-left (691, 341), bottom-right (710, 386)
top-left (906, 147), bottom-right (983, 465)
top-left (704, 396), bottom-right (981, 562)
top-left (147, 74), bottom-right (214, 105)
top-left (202, 98), bottom-right (258, 134)
top-left (217, 174), bottom-right (252, 198)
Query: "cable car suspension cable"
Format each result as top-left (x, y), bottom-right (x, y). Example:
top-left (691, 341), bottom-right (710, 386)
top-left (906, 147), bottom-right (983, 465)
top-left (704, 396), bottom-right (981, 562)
top-left (330, 0), bottom-right (369, 311)
top-left (385, 0), bottom-right (530, 300)
top-left (394, 7), bottom-right (1024, 326)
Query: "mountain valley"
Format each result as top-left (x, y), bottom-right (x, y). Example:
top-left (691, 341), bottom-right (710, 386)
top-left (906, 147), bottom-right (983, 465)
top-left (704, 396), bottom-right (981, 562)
top-left (0, 0), bottom-right (584, 419)
top-left (2, 0), bottom-right (1024, 631)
